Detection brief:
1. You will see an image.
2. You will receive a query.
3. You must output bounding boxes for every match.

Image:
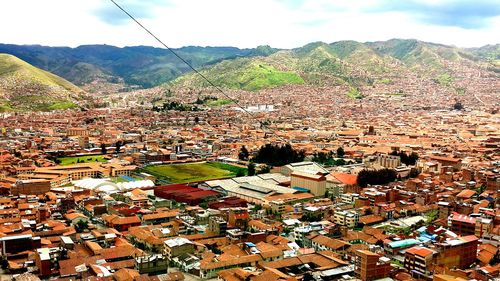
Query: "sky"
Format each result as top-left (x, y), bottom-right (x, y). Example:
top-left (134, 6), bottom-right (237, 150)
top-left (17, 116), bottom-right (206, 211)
top-left (1, 0), bottom-right (499, 49)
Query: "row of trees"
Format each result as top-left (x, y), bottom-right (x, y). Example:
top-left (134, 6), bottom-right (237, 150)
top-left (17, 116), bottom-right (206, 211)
top-left (100, 141), bottom-right (123, 154)
top-left (390, 150), bottom-right (419, 166)
top-left (357, 168), bottom-right (397, 187)
top-left (152, 101), bottom-right (201, 112)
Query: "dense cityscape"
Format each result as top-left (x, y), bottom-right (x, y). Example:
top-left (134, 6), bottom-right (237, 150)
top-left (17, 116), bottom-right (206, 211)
top-left (0, 1), bottom-right (499, 281)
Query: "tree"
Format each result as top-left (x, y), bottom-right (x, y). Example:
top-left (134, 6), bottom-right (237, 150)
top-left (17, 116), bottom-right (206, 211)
top-left (367, 125), bottom-right (375, 135)
top-left (100, 143), bottom-right (107, 155)
top-left (247, 162), bottom-right (256, 176)
top-left (258, 165), bottom-right (272, 174)
top-left (357, 168), bottom-right (397, 187)
top-left (238, 146), bottom-right (249, 161)
top-left (453, 101), bottom-right (464, 110)
top-left (115, 141), bottom-right (122, 154)
top-left (75, 220), bottom-right (88, 233)
top-left (337, 147), bottom-right (345, 158)
top-left (390, 150), bottom-right (419, 166)
top-left (409, 168), bottom-right (420, 178)
top-left (252, 143), bottom-right (305, 166)
top-left (236, 169), bottom-right (245, 177)
top-left (408, 152), bottom-right (419, 165)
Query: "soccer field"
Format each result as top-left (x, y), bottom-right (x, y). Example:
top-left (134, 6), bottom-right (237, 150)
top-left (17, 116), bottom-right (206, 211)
top-left (141, 162), bottom-right (246, 183)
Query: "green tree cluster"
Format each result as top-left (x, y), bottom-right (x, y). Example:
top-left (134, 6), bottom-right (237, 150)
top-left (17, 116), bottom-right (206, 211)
top-left (312, 151), bottom-right (346, 166)
top-left (357, 168), bottom-right (397, 187)
top-left (252, 143), bottom-right (305, 166)
top-left (390, 150), bottom-right (419, 165)
top-left (152, 101), bottom-right (201, 112)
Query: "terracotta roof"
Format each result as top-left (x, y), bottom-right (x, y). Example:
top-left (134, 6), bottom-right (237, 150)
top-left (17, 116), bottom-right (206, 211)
top-left (456, 189), bottom-right (476, 199)
top-left (105, 215), bottom-right (141, 225)
top-left (312, 235), bottom-right (351, 251)
top-left (100, 245), bottom-right (143, 261)
top-left (142, 210), bottom-right (178, 221)
top-left (114, 268), bottom-right (140, 281)
top-left (330, 172), bottom-right (357, 185)
top-left (200, 254), bottom-right (262, 270)
top-left (405, 246), bottom-right (434, 257)
top-left (359, 215), bottom-right (385, 225)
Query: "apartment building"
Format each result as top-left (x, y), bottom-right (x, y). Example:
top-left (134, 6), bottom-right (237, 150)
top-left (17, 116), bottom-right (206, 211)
top-left (404, 246), bottom-right (436, 280)
top-left (334, 210), bottom-right (359, 228)
top-left (355, 250), bottom-right (391, 281)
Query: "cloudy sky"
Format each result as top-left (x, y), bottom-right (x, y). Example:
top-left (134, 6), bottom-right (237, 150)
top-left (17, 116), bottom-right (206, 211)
top-left (1, 0), bottom-right (499, 48)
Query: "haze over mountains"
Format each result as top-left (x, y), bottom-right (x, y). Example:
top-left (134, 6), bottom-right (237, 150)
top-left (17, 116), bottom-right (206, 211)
top-left (0, 38), bottom-right (498, 111)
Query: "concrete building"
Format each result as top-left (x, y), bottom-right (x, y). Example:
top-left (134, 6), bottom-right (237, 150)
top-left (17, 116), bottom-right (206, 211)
top-left (164, 237), bottom-right (195, 262)
top-left (290, 171), bottom-right (326, 196)
top-left (375, 154), bottom-right (401, 169)
top-left (334, 210), bottom-right (359, 228)
top-left (281, 162), bottom-right (329, 177)
top-left (475, 217), bottom-right (493, 238)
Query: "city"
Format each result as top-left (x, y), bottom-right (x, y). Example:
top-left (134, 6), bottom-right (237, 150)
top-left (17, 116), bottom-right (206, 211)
top-left (0, 1), bottom-right (499, 281)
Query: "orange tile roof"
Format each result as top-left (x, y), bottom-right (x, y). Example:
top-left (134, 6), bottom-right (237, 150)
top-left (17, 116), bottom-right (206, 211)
top-left (330, 172), bottom-right (357, 185)
top-left (405, 246), bottom-right (434, 257)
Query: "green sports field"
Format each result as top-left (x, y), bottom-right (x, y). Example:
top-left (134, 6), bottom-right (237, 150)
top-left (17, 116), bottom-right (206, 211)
top-left (57, 155), bottom-right (107, 165)
top-left (141, 162), bottom-right (246, 183)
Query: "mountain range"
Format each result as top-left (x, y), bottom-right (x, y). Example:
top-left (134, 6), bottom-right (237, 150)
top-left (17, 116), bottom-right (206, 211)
top-left (0, 39), bottom-right (498, 110)
top-left (0, 43), bottom-right (278, 88)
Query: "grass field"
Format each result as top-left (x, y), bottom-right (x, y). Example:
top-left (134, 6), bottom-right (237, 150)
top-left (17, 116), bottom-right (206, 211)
top-left (141, 162), bottom-right (247, 183)
top-left (58, 155), bottom-right (107, 165)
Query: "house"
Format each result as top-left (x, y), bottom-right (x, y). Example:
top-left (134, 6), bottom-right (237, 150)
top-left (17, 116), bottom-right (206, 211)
top-left (311, 235), bottom-right (351, 256)
top-left (103, 215), bottom-right (141, 231)
top-left (142, 210), bottom-right (179, 225)
top-left (164, 237), bottom-right (195, 262)
top-left (64, 212), bottom-right (89, 226)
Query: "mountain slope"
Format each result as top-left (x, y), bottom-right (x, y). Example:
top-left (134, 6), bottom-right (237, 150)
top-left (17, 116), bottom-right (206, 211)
top-left (0, 53), bottom-right (86, 111)
top-left (169, 39), bottom-right (498, 91)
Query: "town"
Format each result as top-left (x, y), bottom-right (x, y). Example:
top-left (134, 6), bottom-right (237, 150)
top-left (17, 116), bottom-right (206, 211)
top-left (0, 93), bottom-right (498, 281)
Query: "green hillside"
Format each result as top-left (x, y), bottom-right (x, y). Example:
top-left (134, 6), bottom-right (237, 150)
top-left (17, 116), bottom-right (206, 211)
top-left (173, 59), bottom-right (304, 91)
top-left (0, 53), bottom-right (85, 111)
top-left (169, 39), bottom-right (497, 91)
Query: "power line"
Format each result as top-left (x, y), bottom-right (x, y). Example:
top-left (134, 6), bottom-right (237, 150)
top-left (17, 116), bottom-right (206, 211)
top-left (108, 0), bottom-right (253, 118)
